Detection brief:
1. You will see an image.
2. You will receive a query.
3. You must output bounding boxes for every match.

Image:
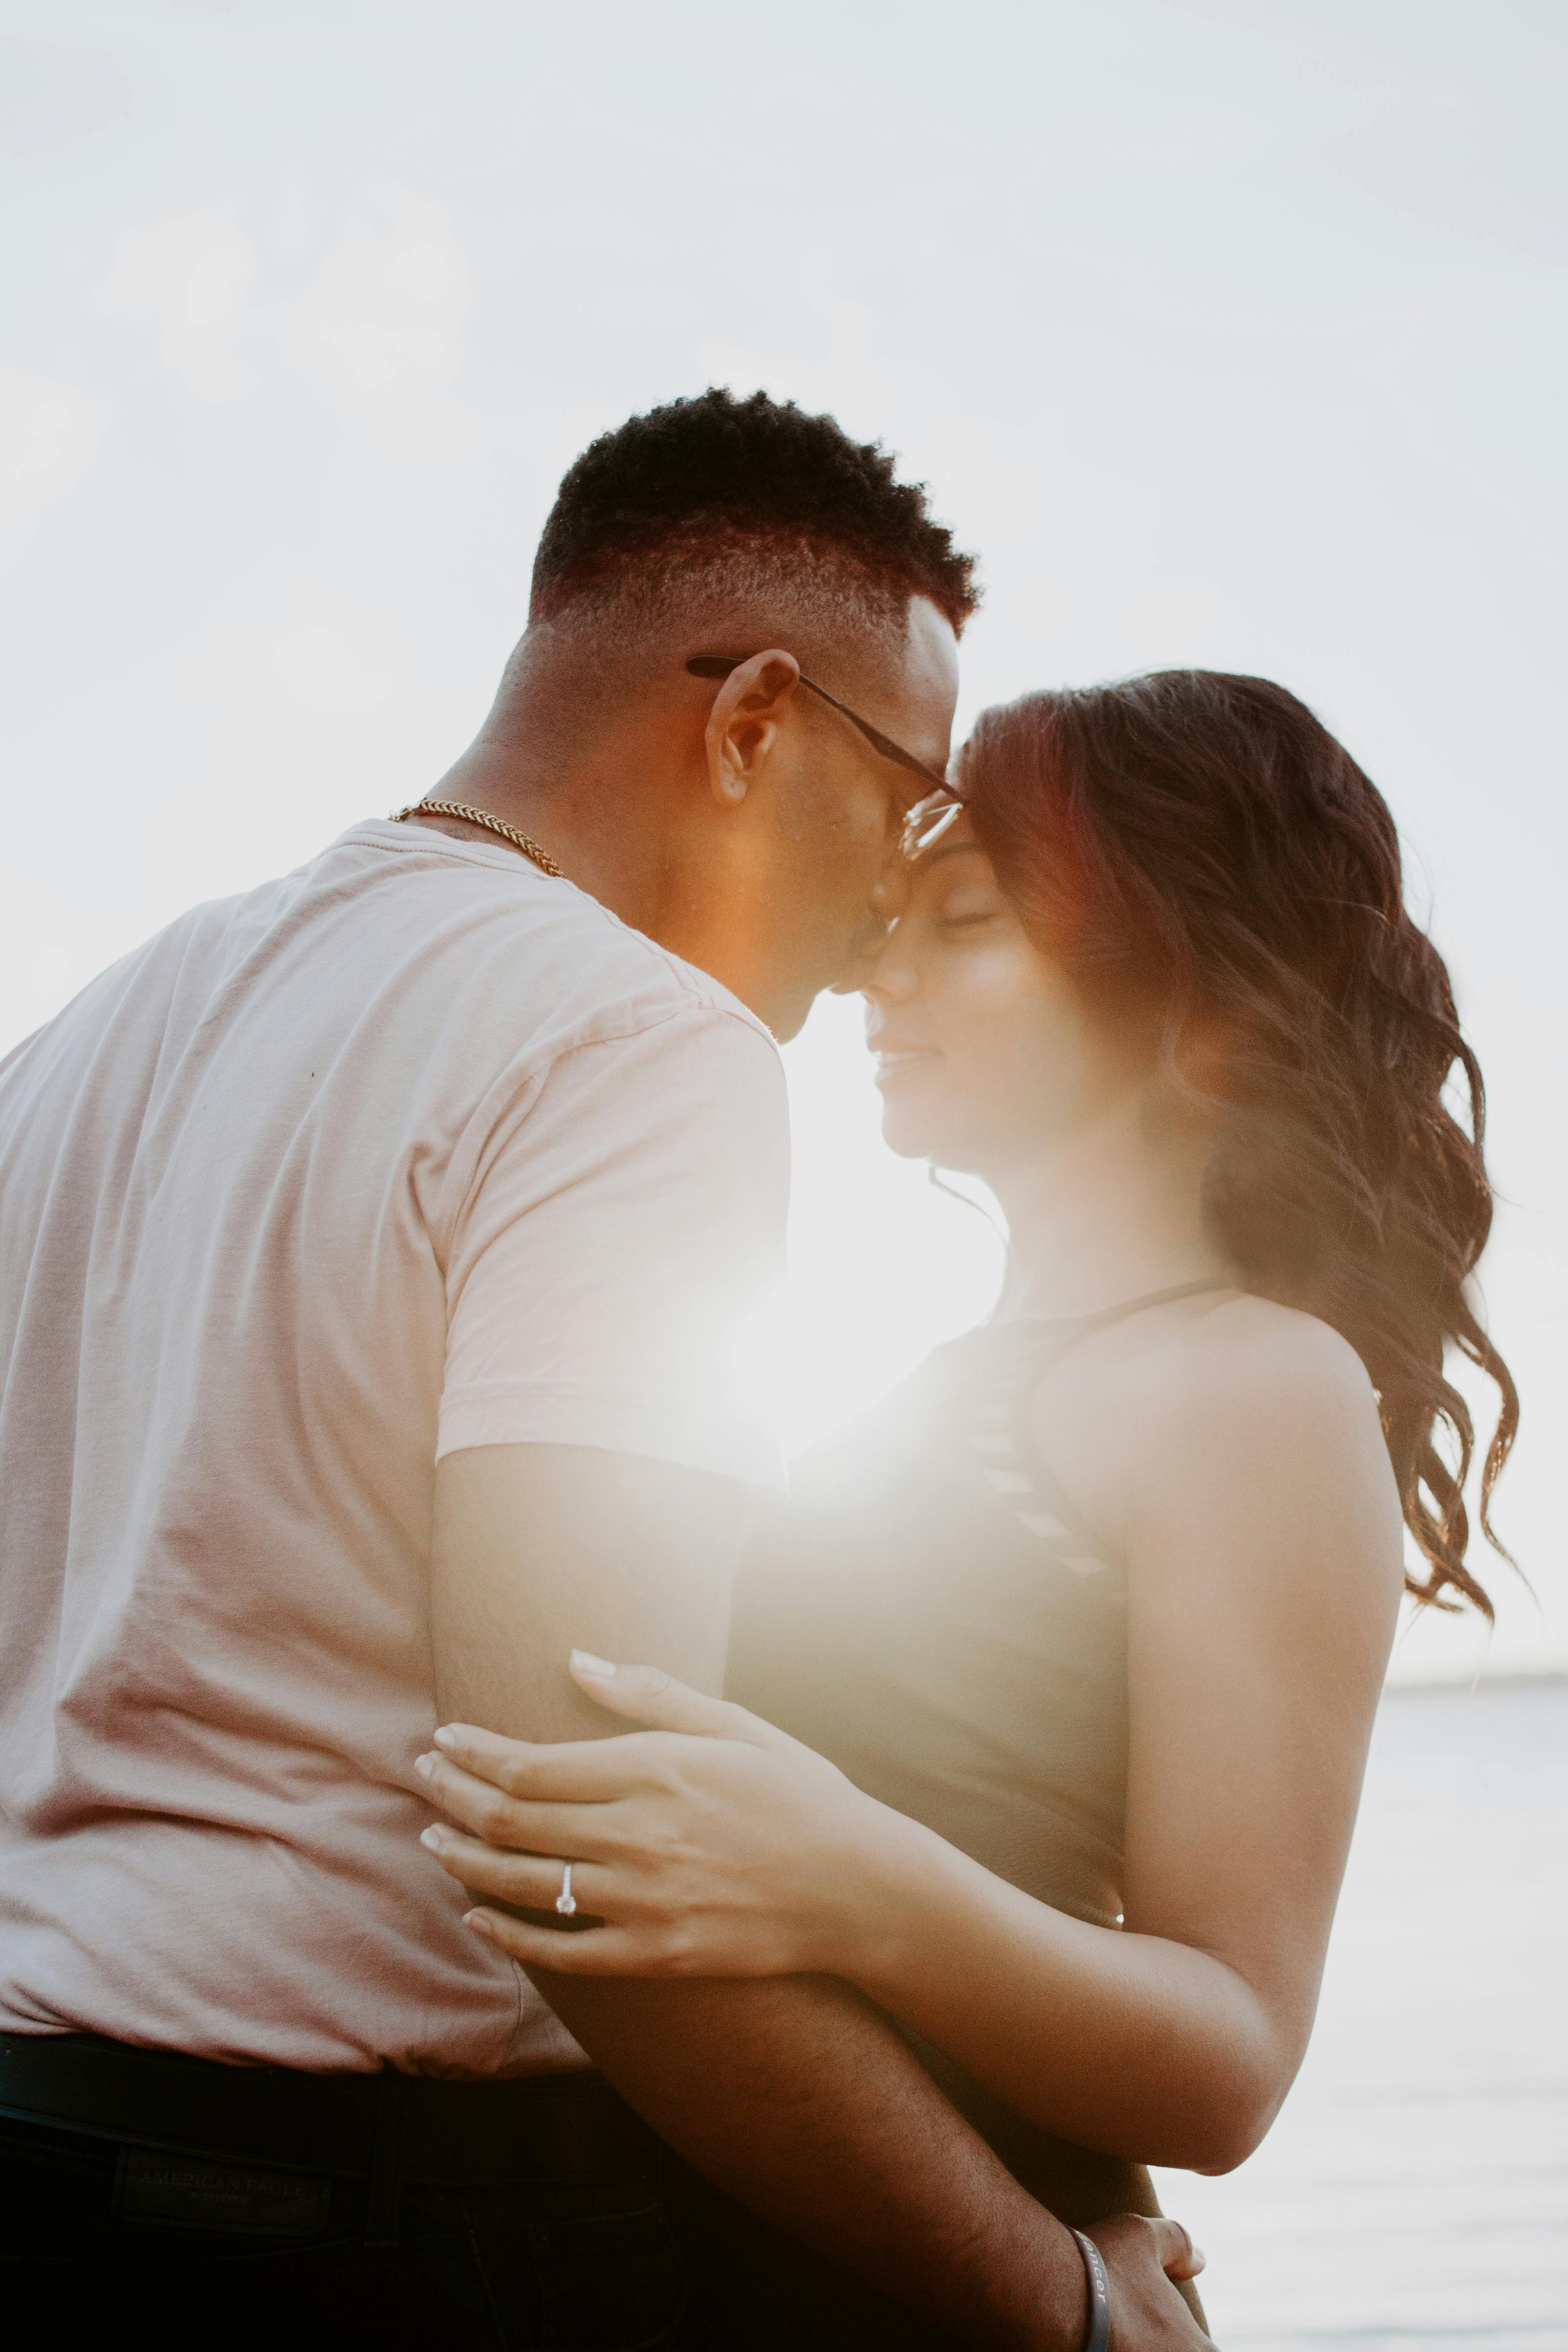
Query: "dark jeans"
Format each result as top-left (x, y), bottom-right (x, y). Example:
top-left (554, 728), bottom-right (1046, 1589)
top-left (0, 2112), bottom-right (690, 2351)
top-left (659, 2146), bottom-right (962, 2352)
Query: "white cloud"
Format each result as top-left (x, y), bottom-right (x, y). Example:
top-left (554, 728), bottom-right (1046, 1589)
top-left (87, 184), bottom-right (465, 410)
top-left (0, 367), bottom-right (110, 520)
top-left (94, 205), bottom-right (254, 395)
top-left (281, 182), bottom-right (465, 400)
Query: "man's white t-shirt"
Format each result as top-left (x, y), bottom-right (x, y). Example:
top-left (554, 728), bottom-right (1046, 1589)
top-left (0, 820), bottom-right (788, 2076)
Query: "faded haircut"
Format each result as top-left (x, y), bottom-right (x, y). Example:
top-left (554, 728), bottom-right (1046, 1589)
top-left (529, 388), bottom-right (980, 645)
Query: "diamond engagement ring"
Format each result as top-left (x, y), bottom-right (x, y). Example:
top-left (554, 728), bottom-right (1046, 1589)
top-left (555, 1862), bottom-right (578, 1917)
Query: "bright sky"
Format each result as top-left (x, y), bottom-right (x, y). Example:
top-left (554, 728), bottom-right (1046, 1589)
top-left (2, 0), bottom-right (1563, 1680)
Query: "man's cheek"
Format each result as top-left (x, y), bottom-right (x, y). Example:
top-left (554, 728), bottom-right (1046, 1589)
top-left (830, 777), bottom-right (893, 850)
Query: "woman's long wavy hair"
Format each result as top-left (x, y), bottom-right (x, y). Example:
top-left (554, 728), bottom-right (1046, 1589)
top-left (957, 671), bottom-right (1517, 1616)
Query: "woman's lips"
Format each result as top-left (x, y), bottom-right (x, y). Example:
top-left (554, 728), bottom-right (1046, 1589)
top-left (872, 1047), bottom-right (941, 1087)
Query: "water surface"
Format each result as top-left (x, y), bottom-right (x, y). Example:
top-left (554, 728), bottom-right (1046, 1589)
top-left (1152, 1682), bottom-right (1567, 2348)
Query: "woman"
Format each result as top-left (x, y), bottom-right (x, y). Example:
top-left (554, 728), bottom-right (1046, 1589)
top-left (416, 671), bottom-right (1517, 2333)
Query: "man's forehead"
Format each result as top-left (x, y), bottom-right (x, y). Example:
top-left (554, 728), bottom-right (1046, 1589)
top-left (843, 593), bottom-right (958, 696)
top-left (901, 594), bottom-right (962, 701)
top-left (875, 595), bottom-right (960, 760)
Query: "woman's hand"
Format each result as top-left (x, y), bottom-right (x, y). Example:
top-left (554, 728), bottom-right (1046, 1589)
top-left (414, 1652), bottom-right (916, 1979)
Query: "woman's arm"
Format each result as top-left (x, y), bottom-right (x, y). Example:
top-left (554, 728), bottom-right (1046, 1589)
top-left (420, 1306), bottom-right (1403, 2176)
top-left (839, 1304), bottom-right (1405, 2172)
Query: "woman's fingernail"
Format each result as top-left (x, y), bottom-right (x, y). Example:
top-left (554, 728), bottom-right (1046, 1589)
top-left (433, 1726), bottom-right (457, 1751)
top-left (571, 1650), bottom-right (616, 1677)
top-left (413, 1753), bottom-right (435, 1780)
top-left (1190, 2243), bottom-right (1207, 2272)
top-left (420, 1826), bottom-right (445, 1851)
top-left (463, 1910), bottom-right (494, 1937)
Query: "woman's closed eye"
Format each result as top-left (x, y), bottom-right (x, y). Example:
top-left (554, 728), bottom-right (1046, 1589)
top-left (936, 886), bottom-right (1004, 929)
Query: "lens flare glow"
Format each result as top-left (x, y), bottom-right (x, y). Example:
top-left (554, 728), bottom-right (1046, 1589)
top-left (732, 994), bottom-right (1005, 1460)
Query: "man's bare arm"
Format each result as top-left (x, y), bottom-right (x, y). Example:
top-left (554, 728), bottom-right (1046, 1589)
top-left (429, 1444), bottom-right (1129, 2349)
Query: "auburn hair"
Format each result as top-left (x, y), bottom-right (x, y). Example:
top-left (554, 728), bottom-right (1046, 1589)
top-left (957, 671), bottom-right (1517, 1616)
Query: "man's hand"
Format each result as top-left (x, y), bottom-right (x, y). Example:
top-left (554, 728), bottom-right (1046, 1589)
top-left (1090, 2216), bottom-right (1214, 2350)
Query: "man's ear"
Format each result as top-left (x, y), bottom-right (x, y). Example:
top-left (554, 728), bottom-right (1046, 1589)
top-left (703, 651), bottom-right (802, 808)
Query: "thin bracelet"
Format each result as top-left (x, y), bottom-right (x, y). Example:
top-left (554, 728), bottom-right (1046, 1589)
top-left (1069, 2229), bottom-right (1112, 2352)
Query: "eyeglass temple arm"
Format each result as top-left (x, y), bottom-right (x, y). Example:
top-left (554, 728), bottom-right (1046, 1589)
top-left (686, 655), bottom-right (954, 797)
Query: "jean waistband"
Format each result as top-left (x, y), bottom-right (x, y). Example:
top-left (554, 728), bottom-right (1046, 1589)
top-left (0, 2032), bottom-right (656, 2193)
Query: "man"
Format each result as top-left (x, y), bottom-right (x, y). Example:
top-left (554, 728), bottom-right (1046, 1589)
top-left (0, 389), bottom-right (1208, 2348)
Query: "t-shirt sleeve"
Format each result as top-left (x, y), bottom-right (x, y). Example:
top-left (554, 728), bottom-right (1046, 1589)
top-left (437, 1004), bottom-right (789, 1490)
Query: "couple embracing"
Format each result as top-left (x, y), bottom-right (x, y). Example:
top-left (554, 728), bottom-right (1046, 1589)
top-left (0, 389), bottom-right (1515, 2349)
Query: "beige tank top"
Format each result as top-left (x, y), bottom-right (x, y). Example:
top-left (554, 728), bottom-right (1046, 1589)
top-left (729, 1283), bottom-right (1226, 2264)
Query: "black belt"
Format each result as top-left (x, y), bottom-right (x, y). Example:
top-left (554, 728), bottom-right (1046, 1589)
top-left (0, 2032), bottom-right (657, 2230)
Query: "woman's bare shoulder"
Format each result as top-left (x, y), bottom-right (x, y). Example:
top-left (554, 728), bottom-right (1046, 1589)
top-left (1173, 1291), bottom-right (1378, 1416)
top-left (1043, 1290), bottom-right (1381, 1444)
top-left (1131, 1295), bottom-right (1405, 1582)
top-left (1030, 1290), bottom-right (1399, 1566)
top-left (1134, 1294), bottom-right (1387, 1480)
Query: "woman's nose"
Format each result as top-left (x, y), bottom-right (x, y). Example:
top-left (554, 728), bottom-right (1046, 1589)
top-left (862, 944), bottom-right (919, 1004)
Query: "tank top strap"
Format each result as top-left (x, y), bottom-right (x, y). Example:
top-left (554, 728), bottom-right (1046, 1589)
top-left (983, 1279), bottom-right (1235, 1573)
top-left (1036, 1275), bottom-right (1235, 1359)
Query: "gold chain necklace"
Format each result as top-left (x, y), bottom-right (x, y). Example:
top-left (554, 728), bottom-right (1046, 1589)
top-left (391, 798), bottom-right (562, 878)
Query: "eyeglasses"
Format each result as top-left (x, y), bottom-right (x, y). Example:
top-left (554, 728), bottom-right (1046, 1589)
top-left (686, 654), bottom-right (965, 857)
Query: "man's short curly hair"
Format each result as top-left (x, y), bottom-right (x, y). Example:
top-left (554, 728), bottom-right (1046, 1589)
top-left (529, 388), bottom-right (979, 637)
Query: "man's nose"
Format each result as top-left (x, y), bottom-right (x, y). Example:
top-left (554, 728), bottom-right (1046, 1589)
top-left (831, 846), bottom-right (914, 995)
top-left (830, 910), bottom-right (894, 996)
top-left (870, 854), bottom-right (912, 925)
